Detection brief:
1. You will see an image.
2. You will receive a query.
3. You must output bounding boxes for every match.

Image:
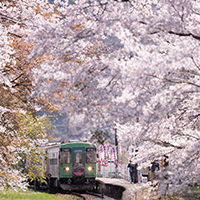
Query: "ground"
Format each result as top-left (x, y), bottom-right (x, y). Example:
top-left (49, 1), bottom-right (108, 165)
top-left (150, 186), bottom-right (200, 200)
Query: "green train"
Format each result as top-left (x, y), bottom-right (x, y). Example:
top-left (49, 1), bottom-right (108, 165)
top-left (31, 141), bottom-right (97, 191)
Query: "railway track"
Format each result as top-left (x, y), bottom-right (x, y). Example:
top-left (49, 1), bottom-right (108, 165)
top-left (50, 190), bottom-right (109, 200)
top-left (27, 185), bottom-right (114, 200)
top-left (71, 190), bottom-right (116, 200)
top-left (70, 191), bottom-right (87, 200)
top-left (86, 190), bottom-right (104, 198)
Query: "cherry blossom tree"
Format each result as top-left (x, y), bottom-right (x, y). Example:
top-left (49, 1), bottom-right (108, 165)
top-left (30, 0), bottom-right (199, 195)
top-left (0, 0), bottom-right (57, 189)
top-left (1, 0), bottom-right (200, 196)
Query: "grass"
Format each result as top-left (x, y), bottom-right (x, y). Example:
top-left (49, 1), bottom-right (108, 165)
top-left (0, 189), bottom-right (81, 200)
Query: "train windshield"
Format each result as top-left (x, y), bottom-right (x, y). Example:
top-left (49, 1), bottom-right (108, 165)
top-left (86, 148), bottom-right (96, 163)
top-left (75, 152), bottom-right (83, 163)
top-left (60, 148), bottom-right (71, 164)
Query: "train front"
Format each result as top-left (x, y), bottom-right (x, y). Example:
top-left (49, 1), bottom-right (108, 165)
top-left (59, 142), bottom-right (97, 190)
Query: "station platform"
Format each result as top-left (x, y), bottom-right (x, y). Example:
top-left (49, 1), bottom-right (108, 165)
top-left (96, 177), bottom-right (130, 186)
top-left (95, 178), bottom-right (152, 200)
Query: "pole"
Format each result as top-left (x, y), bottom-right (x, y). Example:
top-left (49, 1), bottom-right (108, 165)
top-left (115, 128), bottom-right (118, 178)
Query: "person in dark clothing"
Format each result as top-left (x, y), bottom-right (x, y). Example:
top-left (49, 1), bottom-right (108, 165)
top-left (163, 155), bottom-right (169, 180)
top-left (151, 159), bottom-right (160, 184)
top-left (134, 163), bottom-right (138, 183)
top-left (127, 160), bottom-right (135, 184)
top-left (163, 155), bottom-right (169, 168)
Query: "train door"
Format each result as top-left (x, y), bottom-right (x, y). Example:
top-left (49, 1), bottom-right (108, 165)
top-left (72, 147), bottom-right (85, 176)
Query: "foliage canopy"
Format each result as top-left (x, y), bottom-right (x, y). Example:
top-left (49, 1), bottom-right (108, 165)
top-left (1, 0), bottom-right (200, 196)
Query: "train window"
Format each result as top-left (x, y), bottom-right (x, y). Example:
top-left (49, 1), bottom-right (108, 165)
top-left (60, 148), bottom-right (71, 164)
top-left (50, 158), bottom-right (57, 165)
top-left (86, 148), bottom-right (96, 163)
top-left (75, 152), bottom-right (83, 163)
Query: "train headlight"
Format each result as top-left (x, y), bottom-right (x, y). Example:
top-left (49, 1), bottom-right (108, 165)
top-left (65, 167), bottom-right (70, 171)
top-left (88, 166), bottom-right (92, 171)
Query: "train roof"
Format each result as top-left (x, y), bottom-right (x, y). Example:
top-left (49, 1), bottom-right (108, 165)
top-left (43, 140), bottom-right (96, 150)
top-left (60, 140), bottom-right (96, 148)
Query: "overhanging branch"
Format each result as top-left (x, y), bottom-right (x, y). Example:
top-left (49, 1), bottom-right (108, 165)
top-left (143, 137), bottom-right (184, 149)
top-left (0, 12), bottom-right (26, 26)
top-left (168, 31), bottom-right (200, 41)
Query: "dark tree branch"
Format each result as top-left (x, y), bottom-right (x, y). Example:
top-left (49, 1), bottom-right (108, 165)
top-left (143, 137), bottom-right (183, 149)
top-left (191, 56), bottom-right (200, 71)
top-left (100, 66), bottom-right (108, 72)
top-left (8, 32), bottom-right (22, 38)
top-left (139, 21), bottom-right (147, 25)
top-left (0, 12), bottom-right (26, 26)
top-left (104, 75), bottom-right (117, 89)
top-left (10, 73), bottom-right (24, 83)
top-left (146, 73), bottom-right (200, 88)
top-left (168, 31), bottom-right (200, 41)
top-left (113, 0), bottom-right (130, 2)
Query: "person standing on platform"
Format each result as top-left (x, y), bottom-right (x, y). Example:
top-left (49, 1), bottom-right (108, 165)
top-left (134, 163), bottom-right (138, 183)
top-left (163, 155), bottom-right (169, 169)
top-left (151, 159), bottom-right (160, 186)
top-left (127, 160), bottom-right (135, 184)
top-left (163, 155), bottom-right (169, 180)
